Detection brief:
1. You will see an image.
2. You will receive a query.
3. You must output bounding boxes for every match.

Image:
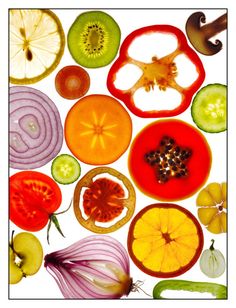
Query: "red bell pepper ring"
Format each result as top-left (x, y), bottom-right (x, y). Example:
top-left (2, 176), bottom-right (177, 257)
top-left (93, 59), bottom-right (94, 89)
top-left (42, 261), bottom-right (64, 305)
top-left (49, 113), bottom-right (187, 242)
top-left (107, 25), bottom-right (205, 118)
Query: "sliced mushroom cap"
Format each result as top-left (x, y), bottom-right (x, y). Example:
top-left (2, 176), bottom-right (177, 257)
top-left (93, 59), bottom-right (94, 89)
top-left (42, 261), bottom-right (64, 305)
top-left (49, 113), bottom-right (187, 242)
top-left (186, 11), bottom-right (227, 56)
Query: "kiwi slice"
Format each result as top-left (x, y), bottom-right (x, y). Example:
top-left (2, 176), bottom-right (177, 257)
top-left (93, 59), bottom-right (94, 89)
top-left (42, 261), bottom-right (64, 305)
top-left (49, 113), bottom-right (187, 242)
top-left (68, 11), bottom-right (121, 68)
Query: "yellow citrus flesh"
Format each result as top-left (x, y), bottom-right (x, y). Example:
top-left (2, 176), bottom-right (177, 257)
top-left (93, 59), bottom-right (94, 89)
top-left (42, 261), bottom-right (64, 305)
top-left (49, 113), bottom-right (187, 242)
top-left (10, 9), bottom-right (65, 84)
top-left (196, 182), bottom-right (227, 234)
top-left (129, 205), bottom-right (202, 277)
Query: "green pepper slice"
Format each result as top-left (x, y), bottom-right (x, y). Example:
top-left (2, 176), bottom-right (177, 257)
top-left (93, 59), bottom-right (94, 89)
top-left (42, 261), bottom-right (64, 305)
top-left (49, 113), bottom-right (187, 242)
top-left (153, 280), bottom-right (227, 299)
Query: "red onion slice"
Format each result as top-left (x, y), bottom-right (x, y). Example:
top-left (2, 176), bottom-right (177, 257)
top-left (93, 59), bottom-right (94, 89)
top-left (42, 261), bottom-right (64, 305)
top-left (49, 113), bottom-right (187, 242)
top-left (10, 86), bottom-right (63, 169)
top-left (44, 235), bottom-right (132, 299)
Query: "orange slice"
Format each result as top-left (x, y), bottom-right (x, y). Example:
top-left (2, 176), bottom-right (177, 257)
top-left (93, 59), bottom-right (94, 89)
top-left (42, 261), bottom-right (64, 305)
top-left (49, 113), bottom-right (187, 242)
top-left (64, 94), bottom-right (132, 165)
top-left (127, 203), bottom-right (203, 278)
top-left (10, 9), bottom-right (65, 84)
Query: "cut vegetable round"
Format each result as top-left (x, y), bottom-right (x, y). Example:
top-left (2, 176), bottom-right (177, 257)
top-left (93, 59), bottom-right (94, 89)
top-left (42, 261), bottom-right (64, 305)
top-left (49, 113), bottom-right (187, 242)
top-left (64, 94), bottom-right (132, 165)
top-left (73, 167), bottom-right (136, 233)
top-left (191, 84), bottom-right (227, 133)
top-left (10, 86), bottom-right (63, 169)
top-left (196, 182), bottom-right (227, 234)
top-left (55, 65), bottom-right (90, 99)
top-left (127, 203), bottom-right (204, 278)
top-left (67, 11), bottom-right (121, 68)
top-left (51, 154), bottom-right (81, 184)
top-left (10, 9), bottom-right (65, 84)
top-left (128, 119), bottom-right (211, 201)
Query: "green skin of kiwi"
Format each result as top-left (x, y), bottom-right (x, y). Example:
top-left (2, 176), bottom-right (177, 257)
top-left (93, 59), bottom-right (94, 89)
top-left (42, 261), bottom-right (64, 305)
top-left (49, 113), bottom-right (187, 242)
top-left (68, 11), bottom-right (121, 68)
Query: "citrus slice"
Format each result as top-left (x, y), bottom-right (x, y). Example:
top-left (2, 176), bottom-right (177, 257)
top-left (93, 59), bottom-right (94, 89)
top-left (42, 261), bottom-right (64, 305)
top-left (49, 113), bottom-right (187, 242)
top-left (196, 182), bottom-right (227, 234)
top-left (64, 94), bottom-right (132, 165)
top-left (10, 9), bottom-right (65, 84)
top-left (127, 203), bottom-right (203, 278)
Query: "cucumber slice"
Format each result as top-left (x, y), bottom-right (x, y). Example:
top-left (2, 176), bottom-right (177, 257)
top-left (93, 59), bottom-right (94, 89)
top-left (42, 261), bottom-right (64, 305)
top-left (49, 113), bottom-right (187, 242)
top-left (191, 84), bottom-right (227, 133)
top-left (51, 154), bottom-right (81, 184)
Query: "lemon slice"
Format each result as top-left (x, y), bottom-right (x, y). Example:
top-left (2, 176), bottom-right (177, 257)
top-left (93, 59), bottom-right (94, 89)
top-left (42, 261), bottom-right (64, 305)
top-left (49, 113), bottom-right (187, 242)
top-left (10, 9), bottom-right (65, 84)
top-left (127, 203), bottom-right (204, 278)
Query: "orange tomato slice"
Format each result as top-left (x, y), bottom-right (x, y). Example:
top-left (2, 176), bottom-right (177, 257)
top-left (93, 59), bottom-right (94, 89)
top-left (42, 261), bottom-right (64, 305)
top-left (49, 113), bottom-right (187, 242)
top-left (64, 95), bottom-right (132, 165)
top-left (127, 203), bottom-right (203, 278)
top-left (73, 167), bottom-right (136, 233)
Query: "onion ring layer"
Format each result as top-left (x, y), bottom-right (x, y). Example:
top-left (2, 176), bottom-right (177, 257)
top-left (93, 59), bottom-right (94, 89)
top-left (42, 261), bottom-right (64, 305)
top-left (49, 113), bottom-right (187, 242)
top-left (10, 86), bottom-right (63, 169)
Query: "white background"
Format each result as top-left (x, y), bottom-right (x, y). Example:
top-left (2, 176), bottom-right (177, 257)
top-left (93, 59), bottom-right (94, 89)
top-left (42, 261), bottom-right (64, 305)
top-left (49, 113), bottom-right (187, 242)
top-left (1, 0), bottom-right (235, 307)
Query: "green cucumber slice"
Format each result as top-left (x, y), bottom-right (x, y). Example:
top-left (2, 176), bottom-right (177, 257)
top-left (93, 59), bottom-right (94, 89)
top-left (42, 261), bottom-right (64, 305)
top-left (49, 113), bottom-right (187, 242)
top-left (191, 83), bottom-right (227, 133)
top-left (51, 154), bottom-right (81, 184)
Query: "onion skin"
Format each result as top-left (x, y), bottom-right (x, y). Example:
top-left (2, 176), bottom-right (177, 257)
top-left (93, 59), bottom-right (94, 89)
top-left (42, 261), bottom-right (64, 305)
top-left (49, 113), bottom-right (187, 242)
top-left (44, 235), bottom-right (132, 299)
top-left (10, 86), bottom-right (63, 169)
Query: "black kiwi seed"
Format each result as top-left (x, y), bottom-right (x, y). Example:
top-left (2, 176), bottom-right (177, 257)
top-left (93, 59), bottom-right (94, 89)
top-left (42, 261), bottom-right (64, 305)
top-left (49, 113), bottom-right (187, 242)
top-left (68, 11), bottom-right (121, 68)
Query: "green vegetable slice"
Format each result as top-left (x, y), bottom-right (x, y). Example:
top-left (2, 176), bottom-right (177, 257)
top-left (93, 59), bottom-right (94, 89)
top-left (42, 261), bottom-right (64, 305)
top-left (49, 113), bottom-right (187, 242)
top-left (153, 279), bottom-right (227, 299)
top-left (191, 83), bottom-right (227, 133)
top-left (51, 154), bottom-right (81, 184)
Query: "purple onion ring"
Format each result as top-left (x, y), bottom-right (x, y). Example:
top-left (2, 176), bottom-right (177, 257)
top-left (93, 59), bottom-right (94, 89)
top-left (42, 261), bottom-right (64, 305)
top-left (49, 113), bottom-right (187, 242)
top-left (10, 86), bottom-right (63, 169)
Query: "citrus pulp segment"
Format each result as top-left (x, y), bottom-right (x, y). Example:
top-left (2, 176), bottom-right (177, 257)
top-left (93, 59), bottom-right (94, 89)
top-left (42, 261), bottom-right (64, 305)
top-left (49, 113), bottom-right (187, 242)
top-left (127, 203), bottom-right (203, 277)
top-left (10, 9), bottom-right (65, 84)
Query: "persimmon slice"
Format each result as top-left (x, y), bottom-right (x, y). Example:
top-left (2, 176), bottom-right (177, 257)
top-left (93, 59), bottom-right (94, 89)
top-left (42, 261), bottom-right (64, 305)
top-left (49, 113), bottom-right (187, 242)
top-left (127, 203), bottom-right (204, 278)
top-left (73, 167), bottom-right (136, 233)
top-left (65, 94), bottom-right (132, 165)
top-left (128, 119), bottom-right (212, 201)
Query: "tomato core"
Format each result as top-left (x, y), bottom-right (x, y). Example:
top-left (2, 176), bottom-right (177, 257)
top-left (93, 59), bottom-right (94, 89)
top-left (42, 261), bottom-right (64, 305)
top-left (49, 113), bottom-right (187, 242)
top-left (83, 178), bottom-right (125, 222)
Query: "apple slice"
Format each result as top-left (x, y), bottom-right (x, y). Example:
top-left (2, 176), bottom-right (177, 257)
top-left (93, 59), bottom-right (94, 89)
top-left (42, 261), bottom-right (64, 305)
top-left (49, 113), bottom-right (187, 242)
top-left (9, 232), bottom-right (43, 284)
top-left (9, 247), bottom-right (23, 284)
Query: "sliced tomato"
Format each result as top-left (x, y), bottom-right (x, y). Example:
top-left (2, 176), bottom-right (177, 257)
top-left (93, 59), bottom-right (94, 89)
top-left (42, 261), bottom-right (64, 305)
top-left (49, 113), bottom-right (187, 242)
top-left (10, 171), bottom-right (62, 231)
top-left (73, 167), bottom-right (136, 233)
top-left (64, 94), bottom-right (132, 165)
top-left (128, 119), bottom-right (212, 201)
top-left (127, 203), bottom-right (204, 278)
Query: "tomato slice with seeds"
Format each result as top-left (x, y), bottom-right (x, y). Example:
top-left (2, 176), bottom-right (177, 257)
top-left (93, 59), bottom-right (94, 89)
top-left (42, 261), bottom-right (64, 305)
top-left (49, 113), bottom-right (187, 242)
top-left (83, 178), bottom-right (125, 222)
top-left (127, 203), bottom-right (204, 278)
top-left (128, 119), bottom-right (212, 201)
top-left (64, 94), bottom-right (132, 165)
top-left (73, 167), bottom-right (136, 233)
top-left (10, 171), bottom-right (62, 231)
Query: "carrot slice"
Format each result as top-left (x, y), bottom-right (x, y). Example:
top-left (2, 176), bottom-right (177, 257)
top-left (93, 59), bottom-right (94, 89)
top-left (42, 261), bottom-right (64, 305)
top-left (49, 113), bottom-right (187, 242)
top-left (127, 203), bottom-right (204, 278)
top-left (64, 94), bottom-right (132, 165)
top-left (55, 65), bottom-right (90, 99)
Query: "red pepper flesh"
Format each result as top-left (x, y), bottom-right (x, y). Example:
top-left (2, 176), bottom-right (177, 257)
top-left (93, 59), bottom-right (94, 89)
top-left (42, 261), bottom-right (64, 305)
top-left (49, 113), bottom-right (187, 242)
top-left (107, 25), bottom-right (205, 118)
